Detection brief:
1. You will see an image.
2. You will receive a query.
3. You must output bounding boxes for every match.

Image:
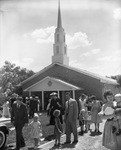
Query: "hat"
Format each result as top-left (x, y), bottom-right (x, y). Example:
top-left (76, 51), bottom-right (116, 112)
top-left (35, 96), bottom-right (39, 99)
top-left (18, 96), bottom-right (23, 101)
top-left (34, 113), bottom-right (39, 118)
top-left (50, 92), bottom-right (57, 96)
top-left (53, 109), bottom-right (60, 117)
top-left (115, 93), bottom-right (121, 98)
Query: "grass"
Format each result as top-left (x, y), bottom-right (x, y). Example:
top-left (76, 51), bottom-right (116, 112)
top-left (6, 112), bottom-right (59, 147)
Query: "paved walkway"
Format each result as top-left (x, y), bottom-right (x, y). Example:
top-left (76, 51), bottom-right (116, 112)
top-left (2, 118), bottom-right (109, 150)
top-left (36, 121), bottom-right (109, 150)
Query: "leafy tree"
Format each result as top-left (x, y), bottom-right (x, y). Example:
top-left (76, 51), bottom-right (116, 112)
top-left (0, 61), bottom-right (35, 104)
top-left (111, 75), bottom-right (121, 86)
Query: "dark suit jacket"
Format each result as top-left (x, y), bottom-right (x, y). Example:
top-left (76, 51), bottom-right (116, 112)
top-left (11, 101), bottom-right (29, 127)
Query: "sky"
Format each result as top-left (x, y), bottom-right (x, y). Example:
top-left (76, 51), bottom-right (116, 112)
top-left (0, 0), bottom-right (121, 77)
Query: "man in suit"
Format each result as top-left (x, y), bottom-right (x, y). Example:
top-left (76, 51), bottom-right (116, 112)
top-left (64, 92), bottom-right (78, 144)
top-left (11, 96), bottom-right (28, 150)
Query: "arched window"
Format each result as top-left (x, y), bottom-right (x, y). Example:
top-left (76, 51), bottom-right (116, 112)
top-left (57, 34), bottom-right (59, 42)
top-left (56, 46), bottom-right (59, 54)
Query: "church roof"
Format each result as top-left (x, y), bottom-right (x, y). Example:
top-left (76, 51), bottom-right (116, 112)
top-left (20, 63), bottom-right (118, 86)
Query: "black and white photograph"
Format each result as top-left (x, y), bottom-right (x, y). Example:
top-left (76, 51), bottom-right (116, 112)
top-left (0, 0), bottom-right (121, 150)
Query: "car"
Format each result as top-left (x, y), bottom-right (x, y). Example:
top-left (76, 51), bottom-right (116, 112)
top-left (0, 123), bottom-right (9, 149)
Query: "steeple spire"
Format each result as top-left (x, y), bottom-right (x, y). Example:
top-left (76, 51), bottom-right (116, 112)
top-left (52, 0), bottom-right (69, 65)
top-left (57, 0), bottom-right (62, 28)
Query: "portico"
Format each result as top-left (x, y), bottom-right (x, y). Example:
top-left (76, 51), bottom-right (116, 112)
top-left (24, 76), bottom-right (81, 110)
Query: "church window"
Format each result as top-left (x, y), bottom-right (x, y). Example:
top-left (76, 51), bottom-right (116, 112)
top-left (64, 47), bottom-right (66, 54)
top-left (56, 46), bottom-right (59, 54)
top-left (57, 34), bottom-right (59, 42)
top-left (64, 35), bottom-right (65, 42)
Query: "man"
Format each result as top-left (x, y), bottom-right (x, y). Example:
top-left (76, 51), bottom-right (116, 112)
top-left (64, 92), bottom-right (78, 144)
top-left (11, 96), bottom-right (28, 150)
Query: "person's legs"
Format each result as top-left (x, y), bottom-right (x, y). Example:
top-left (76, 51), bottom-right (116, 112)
top-left (65, 119), bottom-right (71, 143)
top-left (71, 122), bottom-right (78, 142)
top-left (79, 120), bottom-right (85, 135)
top-left (16, 125), bottom-right (25, 150)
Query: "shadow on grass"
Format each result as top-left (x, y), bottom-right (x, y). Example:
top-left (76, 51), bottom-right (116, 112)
top-left (44, 134), bottom-right (55, 141)
top-left (49, 143), bottom-right (76, 150)
top-left (28, 147), bottom-right (42, 150)
top-left (89, 131), bottom-right (102, 136)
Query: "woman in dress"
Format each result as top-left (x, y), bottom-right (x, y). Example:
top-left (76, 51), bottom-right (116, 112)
top-left (102, 90), bottom-right (121, 150)
top-left (90, 95), bottom-right (102, 133)
top-left (2, 100), bottom-right (11, 118)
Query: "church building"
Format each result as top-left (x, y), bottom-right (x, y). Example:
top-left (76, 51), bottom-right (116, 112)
top-left (19, 0), bottom-right (120, 110)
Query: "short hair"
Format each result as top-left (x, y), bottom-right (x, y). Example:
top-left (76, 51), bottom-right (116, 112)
top-left (53, 109), bottom-right (60, 117)
top-left (81, 94), bottom-right (86, 98)
top-left (89, 95), bottom-right (96, 100)
top-left (65, 92), bottom-right (71, 96)
top-left (103, 90), bottom-right (113, 100)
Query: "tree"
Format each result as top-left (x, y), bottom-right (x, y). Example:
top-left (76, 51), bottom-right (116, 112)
top-left (111, 75), bottom-right (121, 86)
top-left (0, 61), bottom-right (35, 104)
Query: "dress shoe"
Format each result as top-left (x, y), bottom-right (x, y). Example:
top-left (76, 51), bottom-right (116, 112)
top-left (63, 141), bottom-right (71, 144)
top-left (72, 140), bottom-right (78, 144)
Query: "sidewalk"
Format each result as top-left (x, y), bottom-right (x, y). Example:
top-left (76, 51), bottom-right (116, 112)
top-left (35, 120), bottom-right (108, 150)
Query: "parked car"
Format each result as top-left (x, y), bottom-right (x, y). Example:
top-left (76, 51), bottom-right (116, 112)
top-left (0, 123), bottom-right (9, 149)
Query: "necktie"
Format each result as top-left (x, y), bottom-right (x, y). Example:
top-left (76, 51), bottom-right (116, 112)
top-left (17, 103), bottom-right (20, 108)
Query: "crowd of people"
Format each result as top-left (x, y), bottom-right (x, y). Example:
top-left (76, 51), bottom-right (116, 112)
top-left (1, 90), bottom-right (121, 150)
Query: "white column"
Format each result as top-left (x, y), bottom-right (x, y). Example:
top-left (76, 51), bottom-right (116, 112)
top-left (28, 91), bottom-right (31, 97)
top-left (57, 91), bottom-right (60, 98)
top-left (42, 91), bottom-right (44, 110)
top-left (73, 90), bottom-right (75, 99)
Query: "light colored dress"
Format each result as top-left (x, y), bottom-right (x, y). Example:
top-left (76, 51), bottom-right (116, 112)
top-left (2, 102), bottom-right (11, 118)
top-left (30, 121), bottom-right (42, 139)
top-left (54, 117), bottom-right (63, 137)
top-left (102, 102), bottom-right (121, 150)
top-left (91, 101), bottom-right (102, 123)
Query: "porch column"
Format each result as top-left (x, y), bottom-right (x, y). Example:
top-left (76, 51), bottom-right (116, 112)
top-left (29, 91), bottom-right (31, 97)
top-left (42, 91), bottom-right (44, 110)
top-left (57, 91), bottom-right (60, 98)
top-left (73, 90), bottom-right (75, 99)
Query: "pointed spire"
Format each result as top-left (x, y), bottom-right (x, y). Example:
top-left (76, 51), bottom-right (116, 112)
top-left (57, 0), bottom-right (62, 28)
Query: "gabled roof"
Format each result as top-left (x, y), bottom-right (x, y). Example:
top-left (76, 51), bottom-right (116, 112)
top-left (20, 63), bottom-right (118, 86)
top-left (24, 76), bottom-right (82, 91)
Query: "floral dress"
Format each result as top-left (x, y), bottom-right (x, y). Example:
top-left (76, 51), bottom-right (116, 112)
top-left (30, 121), bottom-right (42, 139)
top-left (102, 102), bottom-right (121, 150)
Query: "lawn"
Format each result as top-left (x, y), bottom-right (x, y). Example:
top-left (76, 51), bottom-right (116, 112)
top-left (6, 112), bottom-right (61, 147)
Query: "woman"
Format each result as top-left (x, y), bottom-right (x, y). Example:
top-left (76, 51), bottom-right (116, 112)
top-left (90, 95), bottom-right (102, 133)
top-left (102, 90), bottom-right (121, 150)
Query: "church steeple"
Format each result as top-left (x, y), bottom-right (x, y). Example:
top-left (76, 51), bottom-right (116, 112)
top-left (57, 0), bottom-right (62, 28)
top-left (52, 0), bottom-right (69, 65)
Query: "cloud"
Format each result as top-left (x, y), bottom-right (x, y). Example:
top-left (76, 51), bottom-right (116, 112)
top-left (24, 26), bottom-right (91, 49)
top-left (80, 48), bottom-right (100, 57)
top-left (30, 26), bottom-right (55, 43)
top-left (97, 56), bottom-right (112, 61)
top-left (113, 8), bottom-right (121, 20)
top-left (69, 60), bottom-right (85, 69)
top-left (67, 32), bottom-right (91, 49)
top-left (12, 58), bottom-right (34, 69)
top-left (92, 49), bottom-right (100, 54)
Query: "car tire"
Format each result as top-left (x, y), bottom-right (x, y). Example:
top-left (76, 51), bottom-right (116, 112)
top-left (0, 130), bottom-right (6, 149)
